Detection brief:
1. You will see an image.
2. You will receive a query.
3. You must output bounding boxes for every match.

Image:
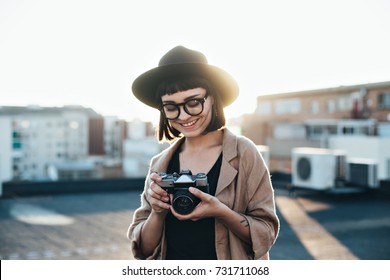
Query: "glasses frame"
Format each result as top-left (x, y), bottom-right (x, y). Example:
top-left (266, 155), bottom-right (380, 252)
top-left (160, 94), bottom-right (209, 120)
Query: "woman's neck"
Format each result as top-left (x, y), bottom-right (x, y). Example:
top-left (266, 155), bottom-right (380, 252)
top-left (182, 129), bottom-right (224, 153)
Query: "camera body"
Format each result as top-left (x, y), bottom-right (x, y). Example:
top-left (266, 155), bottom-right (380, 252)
top-left (158, 169), bottom-right (209, 215)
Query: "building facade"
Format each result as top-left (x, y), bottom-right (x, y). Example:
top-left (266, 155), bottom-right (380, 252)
top-left (122, 119), bottom-right (166, 178)
top-left (0, 105), bottom-right (161, 183)
top-left (244, 81), bottom-right (390, 173)
top-left (0, 106), bottom-right (104, 181)
top-left (0, 106), bottom-right (98, 181)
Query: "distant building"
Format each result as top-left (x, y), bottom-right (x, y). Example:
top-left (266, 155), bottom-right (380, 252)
top-left (243, 81), bottom-right (390, 174)
top-left (89, 117), bottom-right (105, 156)
top-left (0, 117), bottom-right (13, 183)
top-left (0, 105), bottom-right (100, 181)
top-left (47, 160), bottom-right (99, 180)
top-left (122, 120), bottom-right (167, 178)
top-left (0, 105), bottom-right (163, 183)
top-left (88, 116), bottom-right (128, 158)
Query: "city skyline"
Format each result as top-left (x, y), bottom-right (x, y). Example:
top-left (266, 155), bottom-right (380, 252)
top-left (1, 0), bottom-right (390, 124)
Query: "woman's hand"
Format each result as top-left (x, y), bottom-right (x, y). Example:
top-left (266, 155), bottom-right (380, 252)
top-left (170, 187), bottom-right (252, 244)
top-left (170, 187), bottom-right (225, 221)
top-left (138, 172), bottom-right (171, 257)
top-left (147, 173), bottom-right (171, 215)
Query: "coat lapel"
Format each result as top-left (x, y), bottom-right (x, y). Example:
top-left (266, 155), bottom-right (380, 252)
top-left (215, 129), bottom-right (238, 197)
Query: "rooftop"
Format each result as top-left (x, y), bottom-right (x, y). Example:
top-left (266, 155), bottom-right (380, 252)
top-left (0, 105), bottom-right (101, 117)
top-left (257, 80), bottom-right (390, 100)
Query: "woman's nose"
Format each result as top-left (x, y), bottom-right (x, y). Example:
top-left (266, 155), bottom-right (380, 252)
top-left (177, 105), bottom-right (191, 120)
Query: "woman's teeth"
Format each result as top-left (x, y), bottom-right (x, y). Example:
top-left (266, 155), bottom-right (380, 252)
top-left (181, 120), bottom-right (197, 127)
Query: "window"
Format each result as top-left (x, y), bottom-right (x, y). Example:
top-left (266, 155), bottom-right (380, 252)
top-left (256, 102), bottom-right (271, 115)
top-left (310, 101), bottom-right (319, 114)
top-left (378, 92), bottom-right (390, 109)
top-left (337, 96), bottom-right (353, 111)
top-left (275, 99), bottom-right (300, 115)
top-left (306, 124), bottom-right (338, 139)
top-left (327, 99), bottom-right (336, 113)
top-left (12, 131), bottom-right (22, 149)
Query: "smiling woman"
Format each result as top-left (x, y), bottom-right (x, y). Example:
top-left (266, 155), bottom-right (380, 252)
top-left (127, 45), bottom-right (279, 260)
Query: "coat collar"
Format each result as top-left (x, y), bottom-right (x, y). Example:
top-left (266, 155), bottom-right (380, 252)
top-left (221, 128), bottom-right (238, 161)
top-left (216, 128), bottom-right (238, 196)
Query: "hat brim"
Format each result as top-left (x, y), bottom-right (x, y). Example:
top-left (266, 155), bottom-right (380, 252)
top-left (132, 63), bottom-right (239, 109)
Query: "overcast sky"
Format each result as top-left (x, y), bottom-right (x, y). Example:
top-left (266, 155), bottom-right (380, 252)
top-left (1, 0), bottom-right (389, 123)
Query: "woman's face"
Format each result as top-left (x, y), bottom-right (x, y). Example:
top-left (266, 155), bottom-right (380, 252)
top-left (161, 87), bottom-right (213, 138)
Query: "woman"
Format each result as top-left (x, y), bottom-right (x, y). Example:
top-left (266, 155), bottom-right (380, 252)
top-left (128, 46), bottom-right (279, 260)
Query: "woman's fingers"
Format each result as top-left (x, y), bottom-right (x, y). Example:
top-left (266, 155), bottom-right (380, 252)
top-left (148, 178), bottom-right (171, 211)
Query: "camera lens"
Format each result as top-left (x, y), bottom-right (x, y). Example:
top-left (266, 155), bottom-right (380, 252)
top-left (174, 196), bottom-right (192, 209)
top-left (172, 189), bottom-right (199, 215)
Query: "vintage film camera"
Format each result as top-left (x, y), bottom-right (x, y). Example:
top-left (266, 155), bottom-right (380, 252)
top-left (158, 170), bottom-right (209, 215)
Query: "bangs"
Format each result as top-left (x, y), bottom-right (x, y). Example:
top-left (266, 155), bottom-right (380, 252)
top-left (156, 77), bottom-right (211, 99)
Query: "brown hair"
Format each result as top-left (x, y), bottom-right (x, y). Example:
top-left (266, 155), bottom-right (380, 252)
top-left (155, 76), bottom-right (226, 142)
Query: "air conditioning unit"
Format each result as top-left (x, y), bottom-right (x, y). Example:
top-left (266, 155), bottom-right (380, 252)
top-left (333, 149), bottom-right (347, 181)
top-left (347, 158), bottom-right (378, 188)
top-left (387, 158), bottom-right (390, 179)
top-left (292, 147), bottom-right (337, 190)
top-left (257, 145), bottom-right (270, 168)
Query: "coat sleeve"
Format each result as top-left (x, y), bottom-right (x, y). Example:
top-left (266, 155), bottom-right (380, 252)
top-left (241, 141), bottom-right (280, 259)
top-left (127, 166), bottom-right (164, 260)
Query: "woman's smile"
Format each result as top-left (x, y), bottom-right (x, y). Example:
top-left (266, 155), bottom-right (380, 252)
top-left (179, 119), bottom-right (198, 128)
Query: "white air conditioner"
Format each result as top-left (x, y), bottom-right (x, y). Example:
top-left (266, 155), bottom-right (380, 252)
top-left (292, 147), bottom-right (337, 190)
top-left (387, 158), bottom-right (390, 179)
top-left (347, 158), bottom-right (378, 188)
top-left (333, 149), bottom-right (347, 181)
top-left (257, 145), bottom-right (270, 168)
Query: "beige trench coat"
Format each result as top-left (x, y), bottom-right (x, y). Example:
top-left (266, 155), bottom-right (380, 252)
top-left (127, 128), bottom-right (279, 260)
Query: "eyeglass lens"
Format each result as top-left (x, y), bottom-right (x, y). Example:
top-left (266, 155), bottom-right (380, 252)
top-left (162, 98), bottom-right (205, 120)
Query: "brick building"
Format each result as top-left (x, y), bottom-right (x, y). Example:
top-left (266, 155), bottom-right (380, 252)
top-left (242, 81), bottom-right (390, 173)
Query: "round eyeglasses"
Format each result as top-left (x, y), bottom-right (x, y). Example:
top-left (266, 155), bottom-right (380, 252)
top-left (160, 94), bottom-right (209, 120)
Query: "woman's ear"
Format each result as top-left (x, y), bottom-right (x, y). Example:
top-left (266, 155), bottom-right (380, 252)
top-left (209, 95), bottom-right (215, 105)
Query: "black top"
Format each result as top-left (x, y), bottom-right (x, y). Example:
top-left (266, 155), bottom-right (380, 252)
top-left (165, 147), bottom-right (222, 260)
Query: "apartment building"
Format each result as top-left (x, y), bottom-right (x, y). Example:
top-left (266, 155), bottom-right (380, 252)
top-left (0, 105), bottom-right (100, 181)
top-left (122, 119), bottom-right (166, 178)
top-left (0, 105), bottom-right (163, 183)
top-left (244, 81), bottom-right (390, 173)
top-left (88, 116), bottom-right (128, 159)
